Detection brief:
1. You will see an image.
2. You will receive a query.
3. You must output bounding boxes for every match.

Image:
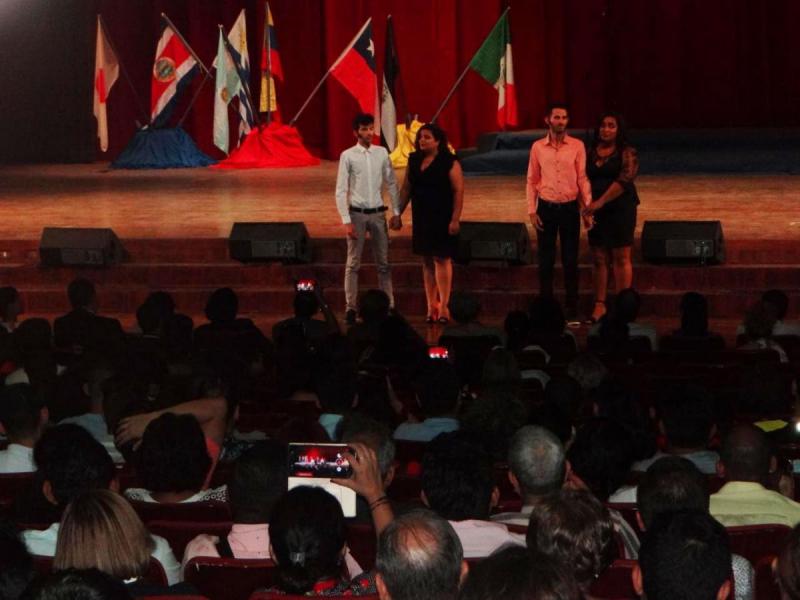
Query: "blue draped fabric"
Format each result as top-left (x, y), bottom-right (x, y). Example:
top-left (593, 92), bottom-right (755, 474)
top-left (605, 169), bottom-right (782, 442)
top-left (112, 127), bottom-right (215, 169)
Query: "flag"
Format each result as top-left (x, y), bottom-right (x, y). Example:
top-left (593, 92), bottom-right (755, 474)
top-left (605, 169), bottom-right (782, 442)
top-left (468, 12), bottom-right (518, 129)
top-left (226, 10), bottom-right (255, 140)
top-left (380, 16), bottom-right (398, 150)
top-left (150, 16), bottom-right (199, 128)
top-left (330, 19), bottom-right (378, 123)
top-left (260, 2), bottom-right (283, 116)
top-left (214, 30), bottom-right (246, 154)
top-left (93, 16), bottom-right (119, 152)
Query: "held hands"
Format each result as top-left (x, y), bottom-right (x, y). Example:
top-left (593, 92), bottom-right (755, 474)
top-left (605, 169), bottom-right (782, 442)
top-left (448, 220), bottom-right (460, 235)
top-left (582, 200), bottom-right (604, 217)
top-left (582, 214), bottom-right (594, 231)
top-left (345, 223), bottom-right (358, 239)
top-left (331, 442), bottom-right (384, 502)
top-left (529, 213), bottom-right (544, 231)
top-left (389, 215), bottom-right (402, 231)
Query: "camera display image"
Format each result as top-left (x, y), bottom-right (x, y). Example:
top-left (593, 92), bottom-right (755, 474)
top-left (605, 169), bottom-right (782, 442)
top-left (428, 345), bottom-right (449, 360)
top-left (288, 444), bottom-right (353, 478)
top-left (296, 279), bottom-right (316, 292)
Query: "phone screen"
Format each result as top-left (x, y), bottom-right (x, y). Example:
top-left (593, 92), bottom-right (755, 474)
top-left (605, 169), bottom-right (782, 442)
top-left (296, 279), bottom-right (316, 292)
top-left (288, 443), bottom-right (353, 478)
top-left (428, 345), bottom-right (449, 360)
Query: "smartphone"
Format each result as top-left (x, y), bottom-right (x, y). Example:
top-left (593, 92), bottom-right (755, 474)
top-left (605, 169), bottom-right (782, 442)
top-left (428, 345), bottom-right (450, 360)
top-left (295, 279), bottom-right (316, 292)
top-left (288, 443), bottom-right (353, 478)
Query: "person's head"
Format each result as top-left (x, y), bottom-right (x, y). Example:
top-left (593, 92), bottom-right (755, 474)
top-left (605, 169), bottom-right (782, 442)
top-left (293, 290), bottom-right (319, 319)
top-left (314, 367), bottom-right (356, 416)
top-left (229, 440), bottom-right (288, 524)
top-left (421, 432), bottom-right (497, 521)
top-left (34, 424), bottom-right (115, 511)
top-left (358, 289), bottom-right (391, 324)
top-left (777, 524), bottom-right (800, 600)
top-left (415, 123), bottom-right (449, 155)
top-left (0, 519), bottom-right (34, 600)
top-left (133, 412), bottom-right (211, 494)
top-left (268, 486), bottom-right (347, 595)
top-left (507, 425), bottom-right (566, 502)
top-left (658, 385), bottom-right (714, 451)
top-left (352, 113), bottom-right (375, 145)
top-left (20, 568), bottom-right (132, 600)
top-left (448, 292), bottom-right (481, 325)
top-left (543, 374), bottom-right (585, 426)
top-left (679, 292), bottom-right (710, 336)
top-left (144, 291), bottom-right (176, 318)
top-left (481, 348), bottom-right (521, 390)
top-left (566, 353), bottom-right (608, 395)
top-left (525, 489), bottom-right (615, 590)
top-left (339, 414), bottom-right (396, 485)
top-left (592, 111), bottom-right (629, 149)
top-left (503, 310), bottom-right (531, 352)
top-left (635, 510), bottom-right (731, 600)
top-left (414, 360), bottom-right (461, 418)
top-left (567, 419), bottom-right (636, 501)
top-left (135, 298), bottom-right (162, 336)
top-left (67, 278), bottom-right (97, 311)
top-left (528, 295), bottom-right (566, 335)
top-left (13, 318), bottom-right (52, 359)
top-left (0, 383), bottom-right (48, 444)
top-left (637, 456), bottom-right (709, 530)
top-left (718, 424), bottom-right (771, 483)
top-left (204, 287), bottom-right (238, 323)
top-left (613, 288), bottom-right (641, 324)
top-left (458, 546), bottom-right (580, 600)
top-left (544, 102), bottom-right (569, 135)
top-left (743, 300), bottom-right (776, 341)
top-left (0, 286), bottom-right (22, 324)
top-left (763, 289), bottom-right (790, 322)
top-left (54, 489), bottom-right (153, 580)
top-left (376, 509), bottom-right (466, 600)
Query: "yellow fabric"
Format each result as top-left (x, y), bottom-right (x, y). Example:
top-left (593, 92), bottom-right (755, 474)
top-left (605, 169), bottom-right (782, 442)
top-left (710, 481), bottom-right (800, 527)
top-left (388, 119), bottom-right (456, 168)
top-left (753, 420), bottom-right (788, 433)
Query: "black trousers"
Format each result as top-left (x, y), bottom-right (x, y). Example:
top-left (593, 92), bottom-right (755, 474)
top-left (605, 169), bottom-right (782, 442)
top-left (536, 199), bottom-right (580, 309)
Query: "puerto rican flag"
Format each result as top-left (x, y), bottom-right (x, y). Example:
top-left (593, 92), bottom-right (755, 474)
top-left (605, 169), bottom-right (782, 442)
top-left (330, 19), bottom-right (379, 126)
top-left (150, 17), bottom-right (199, 128)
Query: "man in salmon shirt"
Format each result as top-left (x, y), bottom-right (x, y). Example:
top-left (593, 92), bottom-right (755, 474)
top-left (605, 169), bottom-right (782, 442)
top-left (527, 103), bottom-right (593, 322)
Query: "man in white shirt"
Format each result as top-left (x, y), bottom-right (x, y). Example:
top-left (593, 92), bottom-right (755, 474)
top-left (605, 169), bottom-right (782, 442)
top-left (335, 113), bottom-right (401, 325)
top-left (0, 384), bottom-right (48, 474)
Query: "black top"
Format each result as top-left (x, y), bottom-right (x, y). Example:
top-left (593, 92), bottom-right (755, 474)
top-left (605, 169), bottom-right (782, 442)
top-left (586, 145), bottom-right (640, 210)
top-left (407, 150), bottom-right (459, 258)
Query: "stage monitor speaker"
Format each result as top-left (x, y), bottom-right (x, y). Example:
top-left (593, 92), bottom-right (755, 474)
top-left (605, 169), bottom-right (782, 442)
top-left (39, 227), bottom-right (124, 267)
top-left (229, 222), bottom-right (312, 264)
top-left (641, 220), bottom-right (725, 265)
top-left (456, 221), bottom-right (532, 265)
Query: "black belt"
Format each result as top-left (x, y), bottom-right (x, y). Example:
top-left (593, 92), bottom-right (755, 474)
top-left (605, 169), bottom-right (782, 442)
top-left (350, 206), bottom-right (387, 214)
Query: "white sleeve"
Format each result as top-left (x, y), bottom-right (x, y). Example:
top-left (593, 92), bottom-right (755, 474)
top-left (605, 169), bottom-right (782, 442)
top-left (335, 151), bottom-right (352, 224)
top-left (151, 534), bottom-right (183, 584)
top-left (382, 149), bottom-right (401, 215)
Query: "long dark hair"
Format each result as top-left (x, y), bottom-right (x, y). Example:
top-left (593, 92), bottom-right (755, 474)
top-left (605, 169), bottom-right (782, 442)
top-left (591, 112), bottom-right (630, 152)
top-left (415, 123), bottom-right (450, 154)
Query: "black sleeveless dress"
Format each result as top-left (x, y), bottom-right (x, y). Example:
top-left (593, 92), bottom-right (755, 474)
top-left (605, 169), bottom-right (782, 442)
top-left (407, 150), bottom-right (459, 257)
top-left (586, 146), bottom-right (639, 249)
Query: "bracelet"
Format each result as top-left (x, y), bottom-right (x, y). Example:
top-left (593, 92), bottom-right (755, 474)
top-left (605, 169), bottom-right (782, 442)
top-left (369, 495), bottom-right (389, 511)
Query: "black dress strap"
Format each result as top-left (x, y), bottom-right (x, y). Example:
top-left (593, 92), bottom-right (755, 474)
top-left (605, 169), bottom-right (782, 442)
top-left (215, 535), bottom-right (234, 558)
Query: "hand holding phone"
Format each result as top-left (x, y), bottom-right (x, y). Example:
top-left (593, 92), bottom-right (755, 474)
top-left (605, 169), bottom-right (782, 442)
top-left (288, 443), bottom-right (353, 478)
top-left (331, 442), bottom-right (385, 504)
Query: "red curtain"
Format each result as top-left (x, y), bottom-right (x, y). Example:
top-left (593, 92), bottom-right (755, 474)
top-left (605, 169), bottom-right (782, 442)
top-left (97, 0), bottom-right (800, 161)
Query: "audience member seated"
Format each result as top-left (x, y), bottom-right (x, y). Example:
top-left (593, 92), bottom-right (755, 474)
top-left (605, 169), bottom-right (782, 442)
top-left (634, 510), bottom-right (732, 600)
top-left (776, 523), bottom-right (800, 599)
top-left (592, 378), bottom-right (657, 465)
top-left (0, 286), bottom-right (23, 333)
top-left (441, 291), bottom-right (504, 344)
top-left (589, 288), bottom-right (658, 351)
top-left (671, 291), bottom-right (724, 342)
top-left (736, 289), bottom-right (800, 338)
top-left (0, 519), bottom-right (34, 600)
top-left (124, 413), bottom-right (227, 504)
top-left (565, 353), bottom-right (609, 405)
top-left (458, 546), bottom-right (580, 600)
top-left (420, 432), bottom-right (524, 558)
top-left (492, 426), bottom-right (566, 526)
top-left (526, 489), bottom-right (615, 593)
top-left (711, 424), bottom-right (800, 527)
top-left (347, 289), bottom-right (391, 349)
top-left (54, 489), bottom-right (185, 588)
top-left (53, 277), bottom-right (125, 361)
top-left (314, 367), bottom-right (357, 441)
top-left (636, 456), bottom-right (754, 600)
top-left (272, 289), bottom-right (339, 351)
top-left (503, 310), bottom-right (531, 354)
top-left (738, 300), bottom-right (788, 362)
top-left (632, 384), bottom-right (719, 474)
top-left (526, 295), bottom-right (577, 351)
top-left (20, 425), bottom-right (115, 547)
top-left (21, 569), bottom-right (133, 600)
top-left (375, 509), bottom-right (467, 600)
top-left (6, 318), bottom-right (59, 389)
top-left (0, 384), bottom-right (47, 473)
top-left (394, 360), bottom-right (460, 442)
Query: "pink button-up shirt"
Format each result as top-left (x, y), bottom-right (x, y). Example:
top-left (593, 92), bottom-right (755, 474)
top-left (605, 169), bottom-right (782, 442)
top-left (526, 133), bottom-right (592, 213)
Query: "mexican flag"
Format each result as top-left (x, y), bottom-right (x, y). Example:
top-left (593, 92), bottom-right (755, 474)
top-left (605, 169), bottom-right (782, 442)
top-left (469, 13), bottom-right (517, 129)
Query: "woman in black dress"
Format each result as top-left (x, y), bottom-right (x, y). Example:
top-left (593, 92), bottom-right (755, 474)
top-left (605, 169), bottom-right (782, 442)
top-left (393, 124), bottom-right (463, 323)
top-left (582, 112), bottom-right (639, 323)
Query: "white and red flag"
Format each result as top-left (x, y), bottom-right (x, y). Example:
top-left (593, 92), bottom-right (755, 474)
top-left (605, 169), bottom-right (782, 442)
top-left (93, 15), bottom-right (119, 151)
top-left (150, 16), bottom-right (199, 127)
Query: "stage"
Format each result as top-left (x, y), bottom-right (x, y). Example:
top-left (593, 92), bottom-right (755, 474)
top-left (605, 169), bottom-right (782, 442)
top-left (1, 163), bottom-right (799, 343)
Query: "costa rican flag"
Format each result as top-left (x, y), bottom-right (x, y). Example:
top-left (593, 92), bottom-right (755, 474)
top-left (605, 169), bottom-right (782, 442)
top-left (150, 17), bottom-right (199, 128)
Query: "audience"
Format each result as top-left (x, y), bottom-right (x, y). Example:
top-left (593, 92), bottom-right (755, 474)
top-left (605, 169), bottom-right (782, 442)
top-left (739, 300), bottom-right (789, 362)
top-left (441, 291), bottom-right (505, 344)
top-left (20, 569), bottom-right (133, 600)
top-left (0, 519), bottom-right (34, 600)
top-left (589, 288), bottom-right (659, 351)
top-left (0, 383), bottom-right (48, 473)
top-left (394, 360), bottom-right (460, 441)
top-left (776, 524), bottom-right (800, 600)
top-left (673, 291), bottom-right (723, 340)
top-left (0, 286), bottom-right (23, 333)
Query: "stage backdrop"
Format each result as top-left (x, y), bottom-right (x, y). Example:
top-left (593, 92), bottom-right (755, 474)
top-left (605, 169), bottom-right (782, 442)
top-left (2, 0), bottom-right (800, 163)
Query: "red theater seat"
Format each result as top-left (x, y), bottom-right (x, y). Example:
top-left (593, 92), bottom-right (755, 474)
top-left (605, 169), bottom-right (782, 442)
top-left (130, 499), bottom-right (232, 524)
top-left (183, 556), bottom-right (276, 600)
top-left (590, 559), bottom-right (638, 599)
top-left (148, 520), bottom-right (233, 561)
top-left (726, 524), bottom-right (792, 564)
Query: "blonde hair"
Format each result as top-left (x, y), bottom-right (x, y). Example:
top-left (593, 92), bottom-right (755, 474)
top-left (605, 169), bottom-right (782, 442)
top-left (54, 489), bottom-right (154, 580)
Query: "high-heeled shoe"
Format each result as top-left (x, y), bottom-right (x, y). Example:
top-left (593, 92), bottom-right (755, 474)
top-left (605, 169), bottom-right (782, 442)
top-left (586, 300), bottom-right (606, 324)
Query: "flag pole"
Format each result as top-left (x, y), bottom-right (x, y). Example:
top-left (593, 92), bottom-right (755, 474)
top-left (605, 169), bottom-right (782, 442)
top-left (264, 1), bottom-right (273, 126)
top-left (431, 6), bottom-right (509, 123)
top-left (98, 15), bottom-right (150, 126)
top-left (176, 69), bottom-right (210, 128)
top-left (161, 13), bottom-right (210, 75)
top-left (289, 18), bottom-right (371, 126)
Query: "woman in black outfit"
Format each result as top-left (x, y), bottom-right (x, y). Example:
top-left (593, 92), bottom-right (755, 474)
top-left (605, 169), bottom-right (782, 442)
top-left (583, 113), bottom-right (639, 323)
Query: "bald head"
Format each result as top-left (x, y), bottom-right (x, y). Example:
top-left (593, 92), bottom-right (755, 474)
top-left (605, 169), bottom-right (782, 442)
top-left (720, 424), bottom-right (771, 483)
top-left (508, 425), bottom-right (566, 501)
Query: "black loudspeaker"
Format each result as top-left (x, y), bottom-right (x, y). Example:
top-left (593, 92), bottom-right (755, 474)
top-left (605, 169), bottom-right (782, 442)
top-left (39, 227), bottom-right (124, 267)
top-left (456, 222), bottom-right (532, 265)
top-left (229, 222), bottom-right (312, 264)
top-left (641, 220), bottom-right (725, 265)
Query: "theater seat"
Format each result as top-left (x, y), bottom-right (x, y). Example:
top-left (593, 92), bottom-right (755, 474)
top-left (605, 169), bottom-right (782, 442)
top-left (183, 556), bottom-right (276, 600)
top-left (726, 524), bottom-right (792, 564)
top-left (130, 499), bottom-right (232, 524)
top-left (249, 594), bottom-right (379, 600)
top-left (31, 555), bottom-right (167, 586)
top-left (590, 559), bottom-right (638, 599)
top-left (0, 472), bottom-right (36, 516)
top-left (753, 555), bottom-right (780, 600)
top-left (148, 520), bottom-right (233, 561)
top-left (345, 521), bottom-right (377, 571)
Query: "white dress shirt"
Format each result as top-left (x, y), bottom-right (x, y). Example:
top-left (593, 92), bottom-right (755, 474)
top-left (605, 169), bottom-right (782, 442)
top-left (0, 443), bottom-right (35, 473)
top-left (335, 143), bottom-right (400, 224)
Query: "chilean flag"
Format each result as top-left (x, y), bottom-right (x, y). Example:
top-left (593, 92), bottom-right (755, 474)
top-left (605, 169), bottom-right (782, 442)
top-left (330, 19), bottom-right (378, 120)
top-left (150, 17), bottom-right (199, 128)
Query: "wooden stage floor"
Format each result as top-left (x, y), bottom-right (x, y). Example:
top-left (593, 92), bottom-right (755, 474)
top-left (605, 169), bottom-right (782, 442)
top-left (1, 163), bottom-right (799, 241)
